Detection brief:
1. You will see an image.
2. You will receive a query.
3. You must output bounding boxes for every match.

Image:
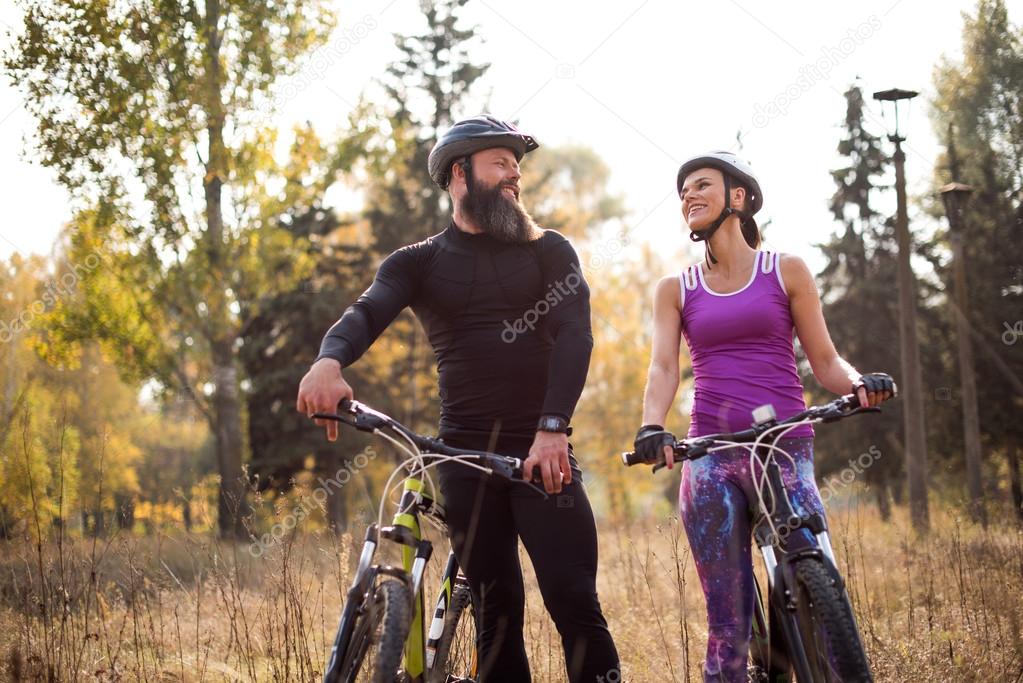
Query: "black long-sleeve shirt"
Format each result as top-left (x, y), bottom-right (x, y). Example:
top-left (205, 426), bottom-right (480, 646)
top-left (317, 222), bottom-right (593, 443)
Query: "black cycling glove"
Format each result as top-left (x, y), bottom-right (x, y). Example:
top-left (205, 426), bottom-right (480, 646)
top-left (853, 372), bottom-right (897, 397)
top-left (634, 425), bottom-right (675, 464)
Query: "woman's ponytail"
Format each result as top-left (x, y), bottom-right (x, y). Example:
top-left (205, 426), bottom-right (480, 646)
top-left (741, 216), bottom-right (761, 249)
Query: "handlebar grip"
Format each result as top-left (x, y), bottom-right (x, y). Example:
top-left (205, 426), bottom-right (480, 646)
top-left (507, 459), bottom-right (544, 483)
top-left (621, 450), bottom-right (647, 466)
top-left (338, 398), bottom-right (354, 413)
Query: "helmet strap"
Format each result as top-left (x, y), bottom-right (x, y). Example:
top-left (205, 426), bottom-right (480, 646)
top-left (689, 174), bottom-right (734, 268)
top-left (687, 174), bottom-right (757, 268)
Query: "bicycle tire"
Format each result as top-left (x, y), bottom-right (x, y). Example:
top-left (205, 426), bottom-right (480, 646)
top-left (429, 583), bottom-right (477, 683)
top-left (792, 558), bottom-right (872, 683)
top-left (332, 579), bottom-right (412, 683)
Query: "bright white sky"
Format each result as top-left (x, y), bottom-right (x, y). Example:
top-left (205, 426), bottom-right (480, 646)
top-left (0, 0), bottom-right (1009, 274)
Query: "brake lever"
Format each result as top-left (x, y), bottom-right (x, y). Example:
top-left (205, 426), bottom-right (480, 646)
top-left (512, 465), bottom-right (550, 499)
top-left (494, 457), bottom-right (550, 500)
top-left (311, 411), bottom-right (360, 428)
top-left (651, 441), bottom-right (697, 473)
top-left (820, 404), bottom-right (881, 423)
top-left (311, 405), bottom-right (390, 433)
top-left (516, 479), bottom-right (551, 500)
top-left (652, 454), bottom-right (689, 473)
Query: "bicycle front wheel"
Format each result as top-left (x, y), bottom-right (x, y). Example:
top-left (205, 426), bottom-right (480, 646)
top-left (331, 579), bottom-right (412, 683)
top-left (792, 558), bottom-right (872, 683)
top-left (428, 582), bottom-right (477, 683)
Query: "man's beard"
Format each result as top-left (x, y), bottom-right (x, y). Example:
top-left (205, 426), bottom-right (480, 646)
top-left (460, 168), bottom-right (541, 244)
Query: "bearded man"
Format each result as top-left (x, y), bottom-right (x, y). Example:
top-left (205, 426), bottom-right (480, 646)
top-left (297, 115), bottom-right (620, 682)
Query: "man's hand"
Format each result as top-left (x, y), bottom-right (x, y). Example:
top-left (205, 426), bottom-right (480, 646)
top-left (296, 358), bottom-right (353, 441)
top-left (524, 431), bottom-right (571, 494)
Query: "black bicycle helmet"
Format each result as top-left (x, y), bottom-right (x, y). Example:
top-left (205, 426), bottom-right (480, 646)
top-left (676, 151), bottom-right (763, 265)
top-left (428, 115), bottom-right (539, 189)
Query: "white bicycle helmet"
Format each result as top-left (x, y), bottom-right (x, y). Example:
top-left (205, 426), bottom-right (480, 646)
top-left (676, 151), bottom-right (763, 264)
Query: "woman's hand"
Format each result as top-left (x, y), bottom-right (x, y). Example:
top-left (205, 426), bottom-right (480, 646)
top-left (634, 425), bottom-right (677, 470)
top-left (853, 372), bottom-right (897, 408)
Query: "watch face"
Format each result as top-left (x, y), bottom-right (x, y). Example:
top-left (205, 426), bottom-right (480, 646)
top-left (539, 416), bottom-right (567, 432)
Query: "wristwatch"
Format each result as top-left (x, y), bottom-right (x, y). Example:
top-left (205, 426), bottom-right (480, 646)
top-left (537, 414), bottom-right (572, 436)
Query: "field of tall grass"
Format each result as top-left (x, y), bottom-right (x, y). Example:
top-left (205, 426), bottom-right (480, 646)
top-left (2, 500), bottom-right (1022, 682)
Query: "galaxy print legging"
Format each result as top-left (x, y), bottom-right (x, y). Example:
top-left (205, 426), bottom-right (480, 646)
top-left (678, 437), bottom-right (825, 682)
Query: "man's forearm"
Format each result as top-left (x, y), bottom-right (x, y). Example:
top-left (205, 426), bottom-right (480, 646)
top-left (540, 323), bottom-right (592, 420)
top-left (316, 307), bottom-right (363, 367)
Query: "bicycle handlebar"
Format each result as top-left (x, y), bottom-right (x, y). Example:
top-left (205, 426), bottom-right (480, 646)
top-left (313, 399), bottom-right (530, 482)
top-left (621, 394), bottom-right (881, 468)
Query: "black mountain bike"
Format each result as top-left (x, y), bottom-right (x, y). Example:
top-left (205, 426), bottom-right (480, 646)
top-left (623, 394), bottom-right (877, 683)
top-left (315, 399), bottom-right (545, 683)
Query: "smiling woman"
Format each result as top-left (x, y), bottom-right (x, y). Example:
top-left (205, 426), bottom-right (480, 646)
top-left (676, 151), bottom-right (763, 267)
top-left (632, 150), bottom-right (896, 681)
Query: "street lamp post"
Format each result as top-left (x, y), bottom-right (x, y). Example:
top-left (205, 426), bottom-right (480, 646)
top-left (940, 181), bottom-right (986, 527)
top-left (873, 87), bottom-right (929, 533)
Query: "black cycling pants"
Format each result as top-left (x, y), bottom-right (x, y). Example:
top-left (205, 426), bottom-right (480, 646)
top-left (439, 447), bottom-right (620, 683)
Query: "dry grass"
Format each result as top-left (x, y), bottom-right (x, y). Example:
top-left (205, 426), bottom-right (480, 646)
top-left (2, 502), bottom-right (1022, 682)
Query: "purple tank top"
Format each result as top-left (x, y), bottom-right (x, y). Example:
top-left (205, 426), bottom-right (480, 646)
top-left (679, 250), bottom-right (813, 438)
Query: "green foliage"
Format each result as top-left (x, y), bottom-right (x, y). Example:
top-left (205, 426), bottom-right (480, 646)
top-left (812, 84), bottom-right (905, 514)
top-left (4, 0), bottom-right (339, 537)
top-left (930, 0), bottom-right (1023, 484)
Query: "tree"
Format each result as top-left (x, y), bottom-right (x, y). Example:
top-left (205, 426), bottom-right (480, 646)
top-left (813, 84), bottom-right (907, 520)
top-left (131, 395), bottom-right (214, 533)
top-left (353, 0), bottom-right (490, 434)
top-left (5, 0), bottom-right (336, 538)
top-left (239, 122), bottom-right (378, 530)
top-left (572, 240), bottom-right (681, 518)
top-left (0, 254), bottom-right (81, 538)
top-left (931, 0), bottom-right (1023, 520)
top-left (522, 144), bottom-right (627, 242)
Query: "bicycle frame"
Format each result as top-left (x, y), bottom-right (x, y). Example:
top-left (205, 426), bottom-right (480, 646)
top-left (325, 472), bottom-right (471, 683)
top-left (315, 400), bottom-right (535, 683)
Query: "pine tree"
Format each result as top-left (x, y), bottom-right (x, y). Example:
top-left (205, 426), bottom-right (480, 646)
top-left (931, 0), bottom-right (1023, 520)
top-left (813, 84), bottom-right (904, 519)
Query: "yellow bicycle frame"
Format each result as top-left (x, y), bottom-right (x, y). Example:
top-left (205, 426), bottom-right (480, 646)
top-left (394, 477), bottom-right (428, 680)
